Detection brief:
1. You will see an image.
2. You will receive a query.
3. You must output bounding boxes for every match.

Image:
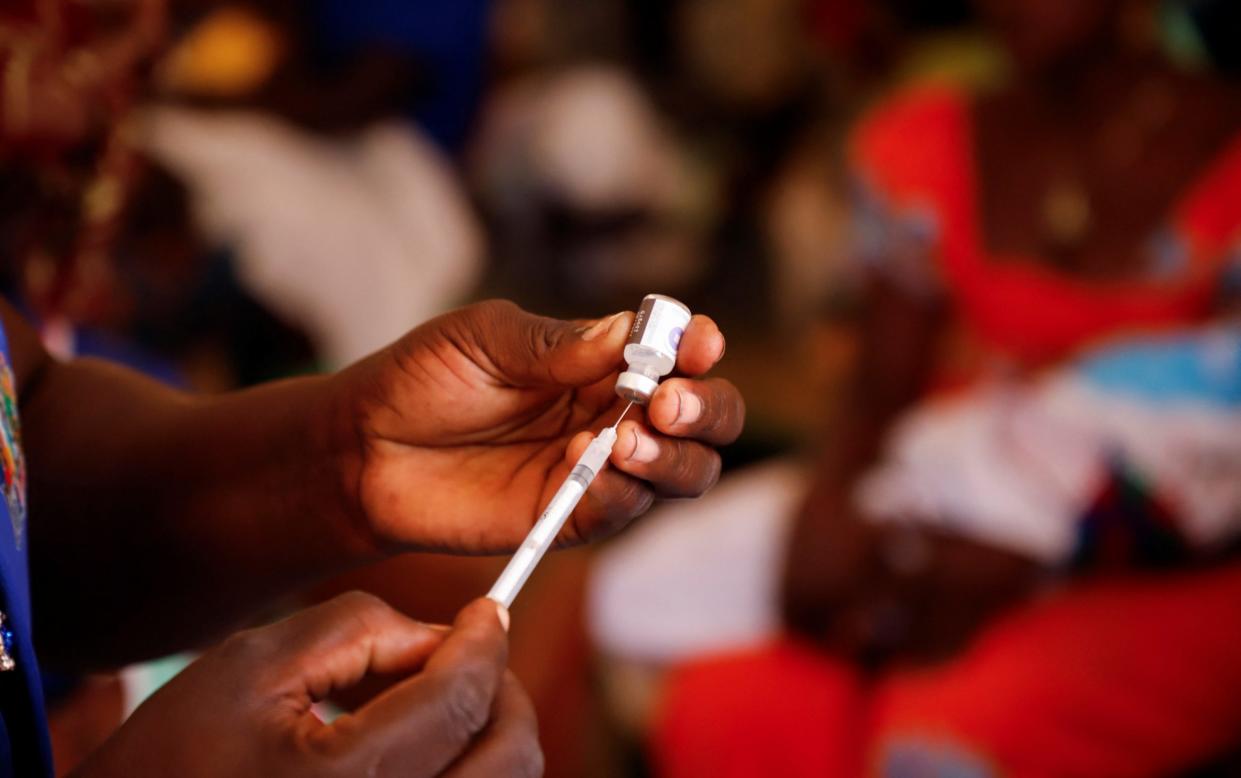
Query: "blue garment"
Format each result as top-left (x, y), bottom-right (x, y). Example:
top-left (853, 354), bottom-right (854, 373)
top-left (1076, 327), bottom-right (1241, 408)
top-left (0, 322), bottom-right (53, 776)
top-left (310, 0), bottom-right (492, 150)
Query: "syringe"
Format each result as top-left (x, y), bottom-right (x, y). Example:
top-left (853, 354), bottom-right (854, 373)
top-left (488, 402), bottom-right (634, 609)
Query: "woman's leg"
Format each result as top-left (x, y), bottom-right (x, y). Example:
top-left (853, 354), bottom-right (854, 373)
top-left (653, 639), bottom-right (867, 778)
top-left (871, 565), bottom-right (1241, 777)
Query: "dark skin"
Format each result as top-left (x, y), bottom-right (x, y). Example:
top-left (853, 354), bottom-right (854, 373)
top-left (2, 297), bottom-right (743, 775)
top-left (782, 0), bottom-right (1241, 664)
top-left (974, 1), bottom-right (1241, 276)
top-left (780, 279), bottom-right (1038, 663)
top-left (78, 595), bottom-right (540, 778)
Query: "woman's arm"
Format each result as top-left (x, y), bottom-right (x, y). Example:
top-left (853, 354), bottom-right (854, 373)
top-left (780, 275), bottom-right (945, 648)
top-left (8, 303), bottom-right (370, 669)
top-left (781, 278), bottom-right (1042, 663)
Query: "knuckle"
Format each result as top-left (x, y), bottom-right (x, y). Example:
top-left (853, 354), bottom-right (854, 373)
top-left (725, 383), bottom-right (746, 440)
top-left (458, 299), bottom-right (520, 341)
top-left (668, 444), bottom-right (698, 490)
top-left (615, 477), bottom-right (655, 519)
top-left (665, 443), bottom-right (719, 497)
top-left (526, 315), bottom-right (560, 359)
top-left (469, 298), bottom-right (520, 320)
top-left (696, 449), bottom-right (723, 494)
top-left (439, 664), bottom-right (495, 736)
top-left (501, 675), bottom-right (544, 778)
top-left (332, 590), bottom-right (388, 617)
top-left (579, 477), bottom-right (653, 541)
top-left (217, 625), bottom-right (279, 668)
top-left (328, 591), bottom-right (394, 640)
top-left (287, 718), bottom-right (354, 771)
top-left (703, 379), bottom-right (744, 442)
top-left (481, 738), bottom-right (544, 778)
top-left (699, 385), bottom-right (726, 434)
top-left (211, 628), bottom-right (282, 689)
top-left (514, 741), bottom-right (546, 778)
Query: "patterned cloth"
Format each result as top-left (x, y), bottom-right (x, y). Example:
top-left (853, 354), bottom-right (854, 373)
top-left (0, 322), bottom-right (52, 777)
top-left (849, 85), bottom-right (1241, 567)
top-left (859, 328), bottom-right (1241, 565)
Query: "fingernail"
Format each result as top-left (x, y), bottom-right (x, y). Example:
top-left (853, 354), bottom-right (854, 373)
top-left (580, 312), bottom-right (625, 341)
top-left (495, 603), bottom-right (510, 632)
top-left (628, 428), bottom-right (660, 463)
top-left (676, 389), bottom-right (702, 426)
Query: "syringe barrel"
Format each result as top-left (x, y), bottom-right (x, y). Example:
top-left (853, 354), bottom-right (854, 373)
top-left (487, 467), bottom-right (592, 608)
top-left (487, 426), bottom-right (619, 609)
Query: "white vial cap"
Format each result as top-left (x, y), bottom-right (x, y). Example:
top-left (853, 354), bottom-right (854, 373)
top-left (615, 370), bottom-right (660, 404)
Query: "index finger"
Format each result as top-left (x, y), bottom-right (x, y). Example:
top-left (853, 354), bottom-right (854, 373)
top-left (675, 315), bottom-right (726, 377)
top-left (255, 591), bottom-right (448, 703)
top-left (341, 598), bottom-right (510, 776)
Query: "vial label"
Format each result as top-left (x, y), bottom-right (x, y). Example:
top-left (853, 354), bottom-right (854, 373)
top-left (629, 295), bottom-right (690, 358)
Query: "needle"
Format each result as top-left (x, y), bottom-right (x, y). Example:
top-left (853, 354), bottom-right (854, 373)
top-left (610, 400), bottom-right (636, 431)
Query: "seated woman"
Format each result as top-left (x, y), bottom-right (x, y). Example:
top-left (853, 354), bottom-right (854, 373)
top-left (654, 0), bottom-right (1241, 775)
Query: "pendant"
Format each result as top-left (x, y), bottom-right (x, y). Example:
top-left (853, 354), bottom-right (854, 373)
top-left (1041, 181), bottom-right (1092, 249)
top-left (0, 611), bottom-right (15, 671)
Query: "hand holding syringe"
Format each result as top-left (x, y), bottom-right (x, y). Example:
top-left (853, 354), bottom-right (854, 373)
top-left (489, 295), bottom-right (692, 609)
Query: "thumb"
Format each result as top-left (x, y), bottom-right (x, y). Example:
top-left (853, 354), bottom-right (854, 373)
top-left (341, 598), bottom-right (511, 774)
top-left (468, 300), bottom-right (632, 388)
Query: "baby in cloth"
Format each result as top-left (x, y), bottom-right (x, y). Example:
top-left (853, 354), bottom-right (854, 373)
top-left (591, 326), bottom-right (1241, 671)
top-left (858, 326), bottom-right (1241, 569)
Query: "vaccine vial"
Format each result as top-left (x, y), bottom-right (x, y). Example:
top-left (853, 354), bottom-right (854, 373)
top-left (615, 294), bottom-right (692, 404)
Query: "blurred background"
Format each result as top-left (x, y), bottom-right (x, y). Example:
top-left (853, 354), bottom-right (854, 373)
top-left (3, 0), bottom-right (1241, 775)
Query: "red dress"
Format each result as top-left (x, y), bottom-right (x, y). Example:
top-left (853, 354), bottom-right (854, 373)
top-left (653, 87), bottom-right (1241, 778)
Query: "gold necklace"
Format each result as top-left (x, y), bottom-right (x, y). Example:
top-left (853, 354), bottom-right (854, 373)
top-left (1038, 76), bottom-right (1177, 252)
